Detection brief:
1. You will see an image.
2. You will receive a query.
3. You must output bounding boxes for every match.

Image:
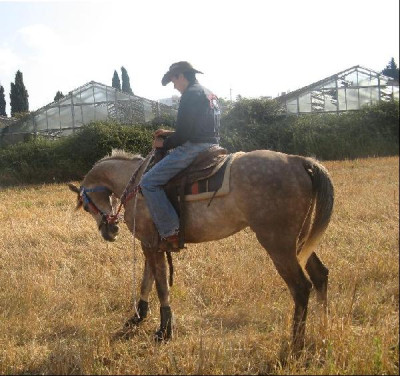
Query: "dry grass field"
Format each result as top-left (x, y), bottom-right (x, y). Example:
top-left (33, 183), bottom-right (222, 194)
top-left (0, 156), bottom-right (398, 375)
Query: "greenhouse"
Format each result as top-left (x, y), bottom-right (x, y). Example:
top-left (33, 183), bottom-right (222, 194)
top-left (276, 65), bottom-right (399, 114)
top-left (0, 81), bottom-right (176, 146)
top-left (1, 65), bottom-right (398, 146)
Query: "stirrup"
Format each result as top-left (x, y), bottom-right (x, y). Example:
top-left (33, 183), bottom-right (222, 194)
top-left (159, 233), bottom-right (180, 252)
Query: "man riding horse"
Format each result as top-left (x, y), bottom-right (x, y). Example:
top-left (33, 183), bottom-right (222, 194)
top-left (140, 61), bottom-right (221, 251)
top-left (68, 63), bottom-right (334, 350)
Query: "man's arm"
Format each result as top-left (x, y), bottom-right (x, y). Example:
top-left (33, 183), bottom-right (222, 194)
top-left (163, 91), bottom-right (198, 150)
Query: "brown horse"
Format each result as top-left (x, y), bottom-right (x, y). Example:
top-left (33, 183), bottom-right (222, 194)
top-left (68, 148), bottom-right (334, 351)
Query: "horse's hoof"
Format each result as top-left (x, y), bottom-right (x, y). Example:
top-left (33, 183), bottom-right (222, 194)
top-left (154, 306), bottom-right (173, 343)
top-left (111, 326), bottom-right (138, 342)
top-left (154, 328), bottom-right (171, 343)
top-left (124, 315), bottom-right (142, 328)
top-left (123, 300), bottom-right (149, 329)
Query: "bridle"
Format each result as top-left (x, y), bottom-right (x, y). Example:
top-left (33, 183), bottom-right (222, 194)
top-left (79, 186), bottom-right (120, 226)
top-left (78, 148), bottom-right (156, 227)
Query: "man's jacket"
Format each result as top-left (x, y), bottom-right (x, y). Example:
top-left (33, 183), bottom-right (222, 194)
top-left (163, 81), bottom-right (220, 150)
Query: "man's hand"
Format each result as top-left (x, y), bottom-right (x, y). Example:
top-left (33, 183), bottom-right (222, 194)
top-left (154, 129), bottom-right (174, 137)
top-left (153, 137), bottom-right (165, 149)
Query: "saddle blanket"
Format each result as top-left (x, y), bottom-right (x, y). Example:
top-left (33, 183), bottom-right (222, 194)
top-left (135, 152), bottom-right (243, 203)
top-left (182, 152), bottom-right (241, 202)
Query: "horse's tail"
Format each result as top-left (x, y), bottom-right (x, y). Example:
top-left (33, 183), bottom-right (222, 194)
top-left (297, 158), bottom-right (334, 268)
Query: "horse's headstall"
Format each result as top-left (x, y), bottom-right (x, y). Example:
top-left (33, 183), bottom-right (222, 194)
top-left (78, 186), bottom-right (111, 214)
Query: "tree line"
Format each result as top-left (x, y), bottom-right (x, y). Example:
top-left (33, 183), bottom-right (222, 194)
top-left (0, 97), bottom-right (398, 186)
top-left (112, 66), bottom-right (134, 94)
top-left (0, 66), bottom-right (135, 117)
top-left (0, 70), bottom-right (29, 117)
top-left (1, 59), bottom-right (398, 118)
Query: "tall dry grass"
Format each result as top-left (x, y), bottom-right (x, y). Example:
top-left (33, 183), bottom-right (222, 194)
top-left (0, 156), bottom-right (398, 375)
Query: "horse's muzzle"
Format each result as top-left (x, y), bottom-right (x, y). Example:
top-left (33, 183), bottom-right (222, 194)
top-left (100, 221), bottom-right (119, 242)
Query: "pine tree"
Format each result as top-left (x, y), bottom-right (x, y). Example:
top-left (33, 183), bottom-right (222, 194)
top-left (0, 85), bottom-right (6, 116)
top-left (54, 91), bottom-right (65, 102)
top-left (10, 70), bottom-right (29, 116)
top-left (121, 66), bottom-right (133, 95)
top-left (112, 70), bottom-right (121, 90)
top-left (382, 58), bottom-right (399, 81)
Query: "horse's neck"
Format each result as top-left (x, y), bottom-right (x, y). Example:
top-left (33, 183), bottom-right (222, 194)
top-left (99, 159), bottom-right (142, 197)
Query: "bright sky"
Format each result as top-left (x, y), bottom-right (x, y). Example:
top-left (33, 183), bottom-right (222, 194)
top-left (0, 0), bottom-right (399, 114)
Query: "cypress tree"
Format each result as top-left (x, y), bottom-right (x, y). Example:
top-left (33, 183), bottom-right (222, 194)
top-left (112, 70), bottom-right (121, 90)
top-left (382, 58), bottom-right (399, 81)
top-left (10, 70), bottom-right (29, 116)
top-left (121, 66), bottom-right (133, 95)
top-left (0, 85), bottom-right (6, 116)
top-left (54, 91), bottom-right (65, 102)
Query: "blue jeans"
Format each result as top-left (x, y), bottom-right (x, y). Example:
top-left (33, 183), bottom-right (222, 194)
top-left (140, 141), bottom-right (216, 238)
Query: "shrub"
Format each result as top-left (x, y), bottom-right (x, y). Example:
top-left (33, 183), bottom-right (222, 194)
top-left (0, 100), bottom-right (398, 186)
top-left (220, 98), bottom-right (399, 160)
top-left (0, 121), bottom-right (155, 186)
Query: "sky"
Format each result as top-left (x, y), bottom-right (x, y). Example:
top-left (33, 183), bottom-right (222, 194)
top-left (0, 0), bottom-right (399, 114)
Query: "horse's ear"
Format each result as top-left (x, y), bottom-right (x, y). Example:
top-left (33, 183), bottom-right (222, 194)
top-left (67, 183), bottom-right (83, 210)
top-left (68, 183), bottom-right (80, 194)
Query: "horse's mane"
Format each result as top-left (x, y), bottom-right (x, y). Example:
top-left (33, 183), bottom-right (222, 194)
top-left (95, 149), bottom-right (144, 165)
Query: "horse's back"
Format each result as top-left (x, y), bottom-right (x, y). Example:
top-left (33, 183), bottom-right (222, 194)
top-left (229, 149), bottom-right (315, 236)
top-left (231, 149), bottom-right (312, 195)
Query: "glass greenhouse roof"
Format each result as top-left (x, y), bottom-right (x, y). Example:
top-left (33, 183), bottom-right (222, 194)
top-left (1, 81), bottom-right (177, 145)
top-left (276, 65), bottom-right (399, 114)
top-left (1, 66), bottom-right (399, 146)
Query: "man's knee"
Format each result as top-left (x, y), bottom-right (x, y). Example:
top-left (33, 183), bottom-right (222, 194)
top-left (140, 174), bottom-right (154, 192)
top-left (140, 170), bottom-right (165, 193)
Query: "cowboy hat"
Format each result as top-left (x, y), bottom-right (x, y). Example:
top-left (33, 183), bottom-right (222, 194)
top-left (161, 61), bottom-right (203, 86)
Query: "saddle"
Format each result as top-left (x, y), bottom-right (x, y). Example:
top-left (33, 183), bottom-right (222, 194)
top-left (151, 144), bottom-right (229, 250)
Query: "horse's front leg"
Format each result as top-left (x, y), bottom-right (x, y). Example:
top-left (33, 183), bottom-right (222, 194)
top-left (146, 249), bottom-right (173, 342)
top-left (124, 248), bottom-right (155, 328)
top-left (113, 252), bottom-right (155, 341)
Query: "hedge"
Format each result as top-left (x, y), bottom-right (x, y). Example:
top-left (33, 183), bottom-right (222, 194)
top-left (219, 99), bottom-right (399, 160)
top-left (0, 122), bottom-right (156, 186)
top-left (0, 100), bottom-right (398, 186)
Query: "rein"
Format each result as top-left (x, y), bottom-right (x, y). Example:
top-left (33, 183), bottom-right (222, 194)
top-left (113, 148), bottom-right (156, 222)
top-left (79, 148), bottom-right (172, 315)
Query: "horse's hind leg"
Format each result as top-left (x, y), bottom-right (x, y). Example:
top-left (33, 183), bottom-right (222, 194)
top-left (256, 233), bottom-right (312, 352)
top-left (305, 252), bottom-right (328, 308)
top-left (306, 252), bottom-right (329, 328)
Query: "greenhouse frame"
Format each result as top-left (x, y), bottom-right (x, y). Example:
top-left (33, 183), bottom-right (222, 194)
top-left (276, 65), bottom-right (399, 114)
top-left (0, 81), bottom-right (177, 146)
top-left (1, 65), bottom-right (398, 146)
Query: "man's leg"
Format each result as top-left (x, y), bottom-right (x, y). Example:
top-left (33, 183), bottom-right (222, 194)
top-left (140, 142), bottom-right (214, 239)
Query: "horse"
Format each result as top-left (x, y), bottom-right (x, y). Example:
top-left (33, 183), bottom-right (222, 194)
top-left (68, 148), bottom-right (334, 352)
